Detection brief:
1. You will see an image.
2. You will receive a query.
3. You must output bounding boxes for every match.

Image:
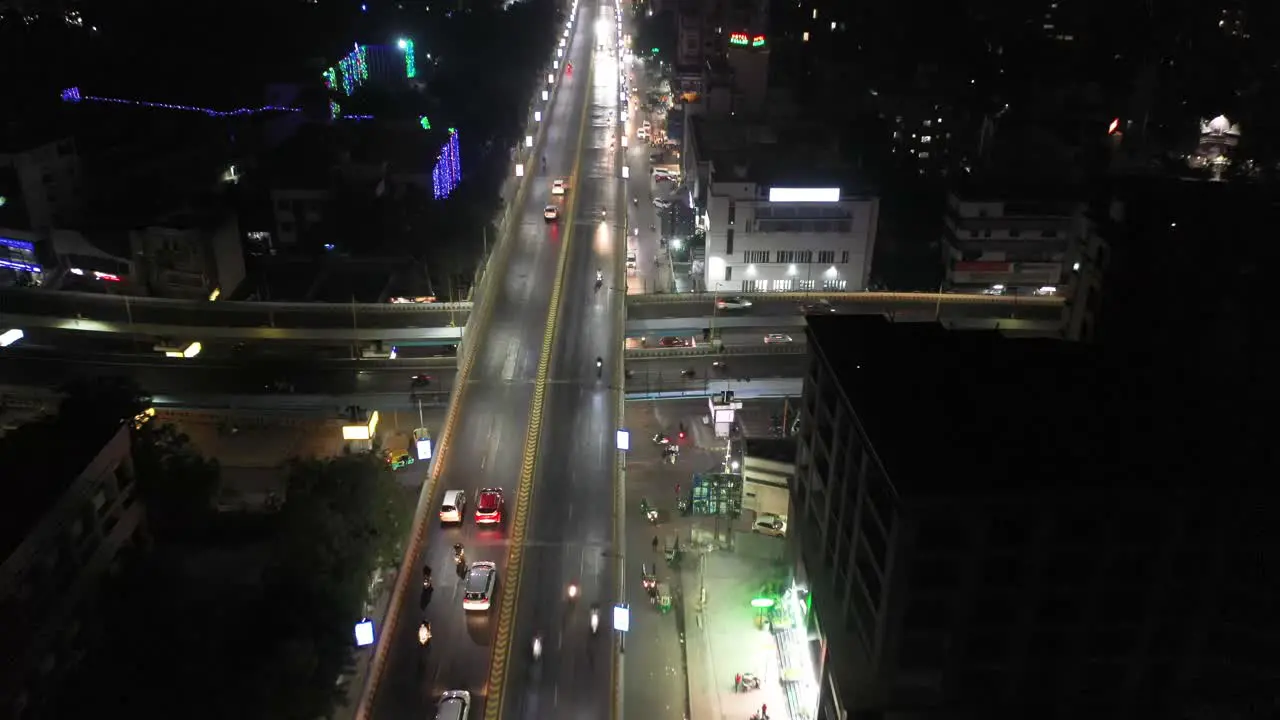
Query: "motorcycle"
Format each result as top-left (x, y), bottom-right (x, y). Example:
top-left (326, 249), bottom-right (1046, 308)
top-left (681, 368), bottom-right (696, 378)
top-left (739, 672), bottom-right (761, 691)
top-left (651, 432), bottom-right (672, 445)
top-left (422, 565), bottom-right (433, 590)
top-left (418, 621), bottom-right (432, 646)
top-left (590, 604), bottom-right (600, 634)
top-left (567, 583), bottom-right (579, 601)
top-left (532, 634), bottom-right (543, 661)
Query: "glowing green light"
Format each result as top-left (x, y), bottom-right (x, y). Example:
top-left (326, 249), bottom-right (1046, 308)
top-left (448, 127), bottom-right (457, 134)
top-left (401, 39), bottom-right (417, 79)
top-left (750, 597), bottom-right (775, 608)
top-left (651, 47), bottom-right (659, 53)
top-left (420, 116), bottom-right (432, 130)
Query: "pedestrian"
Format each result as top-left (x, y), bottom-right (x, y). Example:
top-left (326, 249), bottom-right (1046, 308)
top-left (652, 535), bottom-right (659, 552)
top-left (761, 703), bottom-right (767, 718)
top-left (735, 673), bottom-right (742, 692)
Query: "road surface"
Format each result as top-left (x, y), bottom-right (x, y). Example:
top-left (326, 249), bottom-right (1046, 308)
top-left (501, 2), bottom-right (619, 719)
top-left (363, 1), bottom-right (599, 717)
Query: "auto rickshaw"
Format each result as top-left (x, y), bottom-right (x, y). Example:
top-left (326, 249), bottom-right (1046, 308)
top-left (654, 582), bottom-right (672, 614)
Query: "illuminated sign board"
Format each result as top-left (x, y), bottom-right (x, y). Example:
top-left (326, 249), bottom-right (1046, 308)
top-left (752, 35), bottom-right (766, 48)
top-left (729, 32), bottom-right (749, 46)
top-left (768, 188), bottom-right (841, 203)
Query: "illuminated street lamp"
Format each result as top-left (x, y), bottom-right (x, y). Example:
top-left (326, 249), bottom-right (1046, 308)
top-left (516, 163), bottom-right (525, 177)
top-left (526, 135), bottom-right (534, 148)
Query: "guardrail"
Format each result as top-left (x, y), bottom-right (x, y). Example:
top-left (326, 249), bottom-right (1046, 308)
top-left (626, 291), bottom-right (1065, 307)
top-left (0, 286), bottom-right (472, 314)
top-left (624, 343), bottom-right (807, 359)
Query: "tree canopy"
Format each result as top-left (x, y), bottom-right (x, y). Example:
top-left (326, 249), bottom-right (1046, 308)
top-left (54, 448), bottom-right (410, 719)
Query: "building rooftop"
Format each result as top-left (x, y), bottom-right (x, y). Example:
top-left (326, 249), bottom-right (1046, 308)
top-left (804, 315), bottom-right (1184, 498)
top-left (0, 413), bottom-right (124, 562)
top-left (690, 115), bottom-right (864, 190)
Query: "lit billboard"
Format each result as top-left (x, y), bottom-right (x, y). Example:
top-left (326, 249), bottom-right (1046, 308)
top-left (768, 188), bottom-right (840, 203)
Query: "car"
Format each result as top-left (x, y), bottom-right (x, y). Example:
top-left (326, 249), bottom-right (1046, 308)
top-left (641, 120), bottom-right (651, 130)
top-left (763, 333), bottom-right (793, 344)
top-left (388, 453), bottom-right (415, 471)
top-left (410, 374), bottom-right (433, 388)
top-left (753, 513), bottom-right (788, 538)
top-left (626, 251), bottom-right (638, 268)
top-left (658, 336), bottom-right (690, 347)
top-left (799, 299), bottom-right (835, 313)
top-left (475, 488), bottom-right (505, 525)
top-left (435, 690), bottom-right (471, 720)
top-left (439, 489), bottom-right (467, 524)
top-left (652, 168), bottom-right (676, 179)
top-left (463, 561), bottom-right (498, 611)
top-left (544, 205), bottom-right (559, 221)
top-left (652, 198), bottom-right (673, 209)
top-left (552, 179), bottom-right (566, 195)
top-left (716, 296), bottom-right (753, 310)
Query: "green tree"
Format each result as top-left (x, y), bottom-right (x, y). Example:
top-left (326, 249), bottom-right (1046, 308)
top-left (132, 423), bottom-right (221, 540)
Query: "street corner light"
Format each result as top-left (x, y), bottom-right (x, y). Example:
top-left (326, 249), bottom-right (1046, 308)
top-left (535, 110), bottom-right (542, 122)
top-left (0, 328), bottom-right (24, 347)
top-left (516, 163), bottom-right (525, 177)
top-left (525, 134), bottom-right (534, 147)
top-left (542, 89), bottom-right (550, 101)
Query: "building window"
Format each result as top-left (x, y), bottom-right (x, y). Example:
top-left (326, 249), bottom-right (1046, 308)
top-left (725, 228), bottom-right (734, 255)
top-left (823, 279), bottom-right (847, 291)
top-left (841, 251), bottom-right (850, 264)
top-left (797, 279), bottom-right (815, 291)
top-left (725, 266), bottom-right (732, 281)
top-left (742, 279), bottom-right (757, 292)
top-left (744, 250), bottom-right (769, 263)
top-left (818, 250), bottom-right (835, 264)
top-left (727, 200), bottom-right (736, 225)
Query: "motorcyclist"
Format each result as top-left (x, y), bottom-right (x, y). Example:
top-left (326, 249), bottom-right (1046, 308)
top-left (596, 268), bottom-right (603, 282)
top-left (568, 583), bottom-right (579, 600)
top-left (418, 621), bottom-right (432, 646)
top-left (532, 633), bottom-right (543, 660)
top-left (590, 603), bottom-right (600, 634)
top-left (422, 565), bottom-right (433, 589)
top-left (453, 543), bottom-right (465, 565)
top-left (596, 357), bottom-right (603, 377)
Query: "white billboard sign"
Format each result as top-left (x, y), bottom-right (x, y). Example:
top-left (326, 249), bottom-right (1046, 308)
top-left (768, 187), bottom-right (840, 203)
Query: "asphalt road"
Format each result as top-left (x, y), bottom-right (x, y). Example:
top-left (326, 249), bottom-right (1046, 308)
top-left (365, 3), bottom-right (597, 718)
top-left (627, 297), bottom-right (1064, 321)
top-left (0, 286), bottom-right (467, 330)
top-left (501, 3), bottom-right (619, 719)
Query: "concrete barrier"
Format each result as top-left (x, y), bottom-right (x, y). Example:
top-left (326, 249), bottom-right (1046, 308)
top-left (624, 343), bottom-right (806, 359)
top-left (626, 291), bottom-right (1064, 307)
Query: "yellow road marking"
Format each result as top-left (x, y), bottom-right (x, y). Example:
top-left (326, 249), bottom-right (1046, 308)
top-left (483, 37), bottom-right (596, 720)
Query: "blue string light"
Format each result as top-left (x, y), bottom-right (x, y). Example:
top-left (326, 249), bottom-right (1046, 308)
top-left (60, 87), bottom-right (301, 117)
top-left (432, 129), bottom-right (462, 200)
top-left (60, 86), bottom-right (375, 121)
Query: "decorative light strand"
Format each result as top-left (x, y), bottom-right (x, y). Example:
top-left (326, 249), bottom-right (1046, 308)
top-left (330, 100), bottom-right (341, 119)
top-left (402, 39), bottom-right (417, 79)
top-left (61, 87), bottom-right (301, 117)
top-left (432, 129), bottom-right (462, 199)
top-left (60, 87), bottom-right (374, 121)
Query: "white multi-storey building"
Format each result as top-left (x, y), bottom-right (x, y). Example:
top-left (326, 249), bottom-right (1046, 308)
top-left (702, 184), bottom-right (878, 293)
top-left (686, 116), bottom-right (879, 294)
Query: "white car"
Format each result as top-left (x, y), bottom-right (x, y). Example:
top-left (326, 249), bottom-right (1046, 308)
top-left (552, 179), bottom-right (566, 196)
top-left (716, 296), bottom-right (753, 310)
top-left (763, 333), bottom-right (793, 344)
top-left (544, 205), bottom-right (559, 221)
top-left (439, 489), bottom-right (467, 524)
top-left (463, 561), bottom-right (498, 611)
top-left (652, 198), bottom-right (672, 209)
top-left (753, 513), bottom-right (787, 538)
top-left (437, 690), bottom-right (471, 720)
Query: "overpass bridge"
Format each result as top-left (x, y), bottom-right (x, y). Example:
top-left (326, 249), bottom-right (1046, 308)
top-left (1, 287), bottom-right (1062, 344)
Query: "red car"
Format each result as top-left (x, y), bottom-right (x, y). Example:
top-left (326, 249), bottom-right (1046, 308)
top-left (475, 488), bottom-right (505, 525)
top-left (658, 336), bottom-right (690, 347)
